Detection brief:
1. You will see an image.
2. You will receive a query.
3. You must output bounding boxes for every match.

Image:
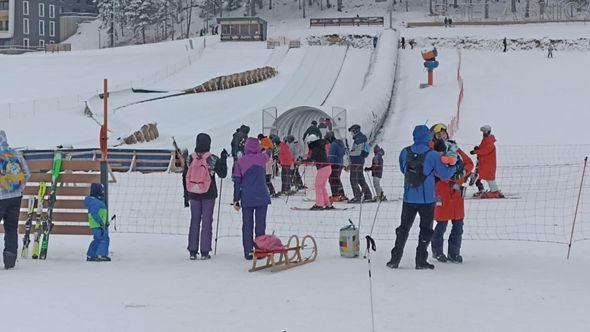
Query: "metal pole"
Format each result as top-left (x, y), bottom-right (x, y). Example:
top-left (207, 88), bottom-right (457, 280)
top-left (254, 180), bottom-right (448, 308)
top-left (101, 79), bottom-right (109, 208)
top-left (567, 156), bottom-right (587, 259)
top-left (214, 178), bottom-right (223, 255)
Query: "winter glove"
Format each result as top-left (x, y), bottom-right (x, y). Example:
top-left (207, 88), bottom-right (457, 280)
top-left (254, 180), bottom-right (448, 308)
top-left (220, 149), bottom-right (228, 160)
top-left (452, 170), bottom-right (465, 181)
top-left (469, 150), bottom-right (476, 155)
top-left (440, 155), bottom-right (456, 166)
top-left (364, 167), bottom-right (372, 172)
top-left (470, 146), bottom-right (479, 154)
top-left (233, 201), bottom-right (241, 212)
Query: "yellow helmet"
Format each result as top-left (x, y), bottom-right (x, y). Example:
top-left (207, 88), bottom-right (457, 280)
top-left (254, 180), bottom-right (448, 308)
top-left (430, 123), bottom-right (448, 134)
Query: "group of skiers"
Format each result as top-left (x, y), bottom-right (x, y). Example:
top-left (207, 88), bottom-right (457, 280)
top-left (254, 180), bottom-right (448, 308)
top-left (387, 123), bottom-right (502, 270)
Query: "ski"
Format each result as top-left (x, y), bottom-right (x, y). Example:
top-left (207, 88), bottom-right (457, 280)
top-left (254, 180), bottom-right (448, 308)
top-left (303, 197), bottom-right (399, 203)
top-left (20, 196), bottom-right (37, 258)
top-left (290, 206), bottom-right (354, 211)
top-left (31, 182), bottom-right (47, 259)
top-left (39, 151), bottom-right (63, 260)
top-left (466, 193), bottom-right (521, 200)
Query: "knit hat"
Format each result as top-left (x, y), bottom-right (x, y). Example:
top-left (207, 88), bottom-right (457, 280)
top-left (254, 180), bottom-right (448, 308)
top-left (480, 125), bottom-right (492, 133)
top-left (195, 133), bottom-right (211, 153)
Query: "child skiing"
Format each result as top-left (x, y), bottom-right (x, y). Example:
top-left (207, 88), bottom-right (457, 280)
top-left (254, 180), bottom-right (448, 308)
top-left (365, 145), bottom-right (386, 201)
top-left (183, 133), bottom-right (228, 260)
top-left (470, 125), bottom-right (503, 198)
top-left (84, 183), bottom-right (110, 262)
top-left (305, 134), bottom-right (334, 210)
top-left (233, 138), bottom-right (271, 260)
top-left (429, 123), bottom-right (474, 263)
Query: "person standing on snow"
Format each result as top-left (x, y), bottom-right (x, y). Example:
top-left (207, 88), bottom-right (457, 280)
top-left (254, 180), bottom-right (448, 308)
top-left (429, 123), bottom-right (474, 264)
top-left (183, 133), bottom-right (228, 260)
top-left (348, 124), bottom-right (373, 203)
top-left (278, 136), bottom-right (295, 195)
top-left (84, 183), bottom-right (111, 262)
top-left (305, 134), bottom-right (334, 210)
top-left (259, 135), bottom-right (278, 198)
top-left (233, 138), bottom-right (271, 260)
top-left (325, 131), bottom-right (347, 202)
top-left (502, 37), bottom-right (507, 53)
top-left (548, 44), bottom-right (554, 58)
top-left (471, 125), bottom-right (503, 198)
top-left (365, 145), bottom-right (386, 201)
top-left (0, 130), bottom-right (30, 269)
top-left (386, 125), bottom-right (457, 270)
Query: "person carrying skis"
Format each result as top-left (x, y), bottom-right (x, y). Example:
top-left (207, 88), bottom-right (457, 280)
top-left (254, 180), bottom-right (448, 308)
top-left (305, 134), bottom-right (334, 210)
top-left (429, 123), bottom-right (474, 264)
top-left (325, 131), bottom-right (347, 202)
top-left (386, 125), bottom-right (456, 270)
top-left (84, 183), bottom-right (111, 262)
top-left (471, 125), bottom-right (503, 198)
top-left (365, 145), bottom-right (386, 201)
top-left (347, 124), bottom-right (373, 203)
top-left (302, 120), bottom-right (322, 142)
top-left (278, 136), bottom-right (295, 195)
top-left (0, 130), bottom-right (30, 269)
top-left (233, 138), bottom-right (271, 260)
top-left (183, 133), bottom-right (228, 260)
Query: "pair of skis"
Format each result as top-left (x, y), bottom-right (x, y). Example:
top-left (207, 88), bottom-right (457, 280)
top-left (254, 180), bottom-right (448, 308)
top-left (21, 152), bottom-right (62, 260)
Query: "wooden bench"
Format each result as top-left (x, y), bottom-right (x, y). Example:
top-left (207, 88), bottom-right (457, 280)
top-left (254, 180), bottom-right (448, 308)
top-left (249, 235), bottom-right (318, 272)
top-left (0, 159), bottom-right (103, 235)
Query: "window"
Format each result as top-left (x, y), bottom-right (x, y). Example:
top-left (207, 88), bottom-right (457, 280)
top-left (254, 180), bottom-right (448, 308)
top-left (23, 1), bottom-right (29, 15)
top-left (49, 5), bottom-right (55, 18)
top-left (39, 39), bottom-right (45, 47)
top-left (23, 38), bottom-right (29, 47)
top-left (39, 3), bottom-right (45, 17)
top-left (39, 20), bottom-right (44, 36)
top-left (23, 18), bottom-right (29, 35)
top-left (49, 21), bottom-right (55, 37)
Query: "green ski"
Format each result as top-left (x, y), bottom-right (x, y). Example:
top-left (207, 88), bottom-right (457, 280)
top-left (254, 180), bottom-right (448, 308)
top-left (21, 195), bottom-right (38, 258)
top-left (39, 152), bottom-right (63, 260)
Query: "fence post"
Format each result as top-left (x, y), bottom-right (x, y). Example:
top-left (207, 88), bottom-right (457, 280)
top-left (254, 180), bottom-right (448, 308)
top-left (567, 156), bottom-right (588, 259)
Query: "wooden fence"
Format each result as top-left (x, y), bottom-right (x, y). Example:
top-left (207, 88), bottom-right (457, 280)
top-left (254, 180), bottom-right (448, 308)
top-left (309, 17), bottom-right (384, 27)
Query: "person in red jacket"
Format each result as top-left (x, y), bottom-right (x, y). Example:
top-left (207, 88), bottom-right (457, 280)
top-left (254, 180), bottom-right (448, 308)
top-left (470, 125), bottom-right (503, 198)
top-left (429, 123), bottom-right (474, 263)
top-left (278, 136), bottom-right (295, 194)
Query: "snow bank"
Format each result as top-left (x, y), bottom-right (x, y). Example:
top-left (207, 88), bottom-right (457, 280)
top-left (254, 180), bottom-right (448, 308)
top-left (306, 34), bottom-right (376, 48)
top-left (413, 36), bottom-right (590, 51)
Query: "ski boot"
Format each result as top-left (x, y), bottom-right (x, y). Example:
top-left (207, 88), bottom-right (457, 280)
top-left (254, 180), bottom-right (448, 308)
top-left (200, 252), bottom-right (211, 260)
top-left (310, 205), bottom-right (325, 210)
top-left (96, 256), bottom-right (111, 262)
top-left (433, 253), bottom-right (448, 263)
top-left (86, 256), bottom-right (97, 262)
top-left (189, 251), bottom-right (198, 260)
top-left (324, 205), bottom-right (335, 210)
top-left (480, 191), bottom-right (504, 199)
top-left (377, 193), bottom-right (388, 201)
top-left (363, 197), bottom-right (377, 203)
top-left (473, 190), bottom-right (485, 198)
top-left (415, 261), bottom-right (435, 270)
top-left (3, 251), bottom-right (16, 269)
top-left (347, 197), bottom-right (362, 204)
top-left (244, 253), bottom-right (253, 261)
top-left (448, 254), bottom-right (463, 264)
top-left (386, 260), bottom-right (399, 269)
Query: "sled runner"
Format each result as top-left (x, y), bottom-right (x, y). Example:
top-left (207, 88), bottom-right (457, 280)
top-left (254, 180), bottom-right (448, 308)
top-left (249, 235), bottom-right (318, 272)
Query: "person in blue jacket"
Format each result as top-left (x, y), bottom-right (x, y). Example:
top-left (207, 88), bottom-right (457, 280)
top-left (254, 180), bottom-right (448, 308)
top-left (387, 125), bottom-right (456, 270)
top-left (325, 131), bottom-right (347, 202)
top-left (84, 183), bottom-right (110, 262)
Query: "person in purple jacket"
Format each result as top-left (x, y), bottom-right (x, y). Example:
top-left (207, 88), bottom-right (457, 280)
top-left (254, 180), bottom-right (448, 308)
top-left (233, 137), bottom-right (271, 260)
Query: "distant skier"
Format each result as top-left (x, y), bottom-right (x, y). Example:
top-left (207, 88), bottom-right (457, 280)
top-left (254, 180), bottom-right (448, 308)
top-left (84, 183), bottom-right (111, 262)
top-left (183, 133), bottom-right (228, 260)
top-left (278, 136), bottom-right (295, 195)
top-left (347, 124), bottom-right (373, 203)
top-left (373, 36), bottom-right (378, 49)
top-left (325, 131), bottom-right (347, 202)
top-left (233, 138), bottom-right (271, 260)
top-left (386, 125), bottom-right (457, 270)
top-left (470, 125), bottom-right (503, 198)
top-left (259, 135), bottom-right (278, 198)
top-left (503, 37), bottom-right (507, 53)
top-left (0, 130), bottom-right (30, 269)
top-left (409, 39), bottom-right (415, 49)
top-left (548, 44), bottom-right (554, 58)
top-left (400, 37), bottom-right (406, 49)
top-left (305, 134), bottom-right (334, 210)
top-left (429, 124), bottom-right (474, 264)
top-left (302, 120), bottom-right (322, 142)
top-left (365, 145), bottom-right (386, 201)
top-left (444, 17), bottom-right (448, 27)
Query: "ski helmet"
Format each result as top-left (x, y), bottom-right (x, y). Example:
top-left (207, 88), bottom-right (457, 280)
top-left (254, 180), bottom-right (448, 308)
top-left (430, 123), bottom-right (447, 134)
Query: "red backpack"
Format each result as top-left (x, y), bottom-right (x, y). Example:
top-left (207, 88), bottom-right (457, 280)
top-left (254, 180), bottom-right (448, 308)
top-left (185, 152), bottom-right (213, 194)
top-left (254, 235), bottom-right (284, 252)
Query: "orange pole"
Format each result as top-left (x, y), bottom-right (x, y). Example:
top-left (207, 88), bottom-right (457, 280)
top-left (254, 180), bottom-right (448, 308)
top-left (102, 79), bottom-right (108, 161)
top-left (428, 70), bottom-right (433, 86)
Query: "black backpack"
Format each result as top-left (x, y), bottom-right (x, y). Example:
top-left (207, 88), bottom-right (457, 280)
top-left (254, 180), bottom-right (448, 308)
top-left (404, 147), bottom-right (427, 188)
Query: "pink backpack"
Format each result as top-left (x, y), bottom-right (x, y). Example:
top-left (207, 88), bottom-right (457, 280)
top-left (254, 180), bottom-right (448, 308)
top-left (255, 235), bottom-right (284, 252)
top-left (185, 152), bottom-right (213, 194)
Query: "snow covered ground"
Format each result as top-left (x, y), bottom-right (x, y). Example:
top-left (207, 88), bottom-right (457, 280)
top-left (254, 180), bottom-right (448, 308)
top-left (4, 234), bottom-right (590, 332)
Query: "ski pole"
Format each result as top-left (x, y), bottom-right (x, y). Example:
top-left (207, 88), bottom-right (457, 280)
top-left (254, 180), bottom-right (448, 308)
top-left (214, 178), bottom-right (223, 255)
top-left (365, 235), bottom-right (377, 332)
top-left (365, 169), bottom-right (376, 196)
top-left (363, 198), bottom-right (383, 259)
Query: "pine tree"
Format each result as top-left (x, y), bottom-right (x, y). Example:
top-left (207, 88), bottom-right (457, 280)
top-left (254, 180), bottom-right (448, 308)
top-left (125, 0), bottom-right (159, 44)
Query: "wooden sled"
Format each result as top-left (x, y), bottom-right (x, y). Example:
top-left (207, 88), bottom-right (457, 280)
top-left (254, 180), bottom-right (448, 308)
top-left (249, 235), bottom-right (318, 272)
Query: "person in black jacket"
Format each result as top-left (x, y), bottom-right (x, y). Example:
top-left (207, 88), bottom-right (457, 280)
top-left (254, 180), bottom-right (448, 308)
top-left (302, 120), bottom-right (322, 142)
top-left (365, 145), bottom-right (386, 201)
top-left (183, 133), bottom-right (228, 260)
top-left (306, 134), bottom-right (333, 210)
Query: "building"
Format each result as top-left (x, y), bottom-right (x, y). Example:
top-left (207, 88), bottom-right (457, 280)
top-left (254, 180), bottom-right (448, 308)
top-left (217, 17), bottom-right (267, 42)
top-left (0, 0), bottom-right (97, 49)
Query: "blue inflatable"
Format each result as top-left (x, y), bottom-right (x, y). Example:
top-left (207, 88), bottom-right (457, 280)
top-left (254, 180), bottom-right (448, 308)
top-left (424, 60), bottom-right (439, 70)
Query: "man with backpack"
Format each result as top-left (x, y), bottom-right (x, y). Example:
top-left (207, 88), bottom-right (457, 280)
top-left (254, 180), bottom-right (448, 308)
top-left (0, 130), bottom-right (30, 269)
top-left (386, 125), bottom-right (456, 270)
top-left (183, 133), bottom-right (228, 260)
top-left (347, 124), bottom-right (373, 203)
